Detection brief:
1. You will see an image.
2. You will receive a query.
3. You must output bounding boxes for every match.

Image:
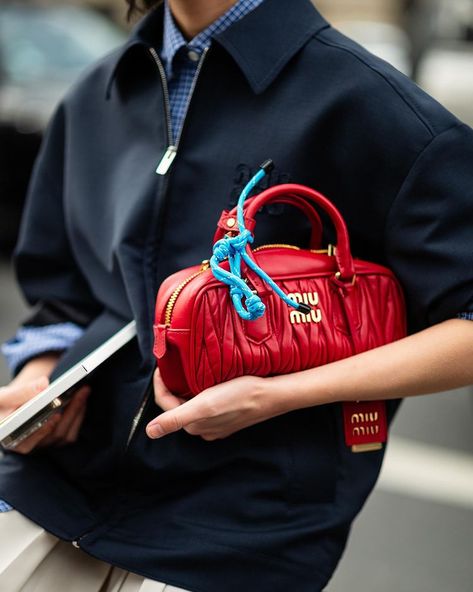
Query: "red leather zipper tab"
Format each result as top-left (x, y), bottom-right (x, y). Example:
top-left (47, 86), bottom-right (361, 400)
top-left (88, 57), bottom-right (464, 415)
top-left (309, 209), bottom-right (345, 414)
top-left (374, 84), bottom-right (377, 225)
top-left (343, 401), bottom-right (387, 453)
top-left (154, 324), bottom-right (168, 359)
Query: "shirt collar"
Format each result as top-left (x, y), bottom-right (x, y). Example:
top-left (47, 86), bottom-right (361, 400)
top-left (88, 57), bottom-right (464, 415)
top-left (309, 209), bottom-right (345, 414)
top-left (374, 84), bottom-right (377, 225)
top-left (106, 0), bottom-right (329, 97)
top-left (161, 0), bottom-right (265, 78)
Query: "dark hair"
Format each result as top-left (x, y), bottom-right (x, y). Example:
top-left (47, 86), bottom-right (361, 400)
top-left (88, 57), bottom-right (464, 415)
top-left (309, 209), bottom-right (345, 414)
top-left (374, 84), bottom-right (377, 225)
top-left (125, 0), bottom-right (162, 18)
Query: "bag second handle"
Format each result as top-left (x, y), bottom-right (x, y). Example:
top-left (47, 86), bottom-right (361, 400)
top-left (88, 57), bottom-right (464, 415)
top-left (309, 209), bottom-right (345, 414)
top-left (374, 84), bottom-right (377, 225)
top-left (217, 184), bottom-right (356, 282)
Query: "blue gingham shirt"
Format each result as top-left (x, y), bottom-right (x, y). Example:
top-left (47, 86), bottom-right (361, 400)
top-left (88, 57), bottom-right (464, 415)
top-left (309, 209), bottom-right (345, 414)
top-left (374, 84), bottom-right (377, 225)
top-left (162, 0), bottom-right (265, 143)
top-left (0, 0), bottom-right (265, 513)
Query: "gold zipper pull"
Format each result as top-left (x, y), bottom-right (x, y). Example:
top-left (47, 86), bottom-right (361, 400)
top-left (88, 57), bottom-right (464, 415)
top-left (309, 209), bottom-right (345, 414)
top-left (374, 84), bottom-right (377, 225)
top-left (156, 145), bottom-right (177, 175)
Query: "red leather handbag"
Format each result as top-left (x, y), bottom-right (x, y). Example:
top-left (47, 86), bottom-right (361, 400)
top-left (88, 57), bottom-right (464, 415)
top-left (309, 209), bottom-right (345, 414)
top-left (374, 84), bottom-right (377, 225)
top-left (154, 167), bottom-right (406, 452)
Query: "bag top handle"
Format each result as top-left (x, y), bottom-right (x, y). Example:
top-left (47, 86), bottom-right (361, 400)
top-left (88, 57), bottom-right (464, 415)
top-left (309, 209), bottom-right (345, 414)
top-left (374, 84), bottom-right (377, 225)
top-left (213, 192), bottom-right (323, 249)
top-left (245, 183), bottom-right (355, 281)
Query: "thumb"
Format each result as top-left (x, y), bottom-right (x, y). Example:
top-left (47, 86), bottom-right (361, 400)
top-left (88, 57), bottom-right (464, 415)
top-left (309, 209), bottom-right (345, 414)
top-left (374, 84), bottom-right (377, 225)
top-left (146, 397), bottom-right (203, 439)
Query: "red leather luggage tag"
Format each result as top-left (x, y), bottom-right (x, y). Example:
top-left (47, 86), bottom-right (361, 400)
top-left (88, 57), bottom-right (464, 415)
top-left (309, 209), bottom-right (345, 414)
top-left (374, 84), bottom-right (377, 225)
top-left (343, 401), bottom-right (387, 453)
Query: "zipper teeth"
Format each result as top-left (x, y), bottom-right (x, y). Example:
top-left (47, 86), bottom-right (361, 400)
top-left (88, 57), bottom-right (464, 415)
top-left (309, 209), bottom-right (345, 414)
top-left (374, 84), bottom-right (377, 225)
top-left (253, 244), bottom-right (301, 251)
top-left (125, 386), bottom-right (152, 450)
top-left (149, 45), bottom-right (209, 150)
top-left (165, 269), bottom-right (206, 326)
top-left (149, 46), bottom-right (173, 147)
top-left (253, 244), bottom-right (333, 255)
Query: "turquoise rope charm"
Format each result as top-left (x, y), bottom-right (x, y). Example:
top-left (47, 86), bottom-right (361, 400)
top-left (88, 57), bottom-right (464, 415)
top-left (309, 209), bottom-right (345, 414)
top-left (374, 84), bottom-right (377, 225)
top-left (210, 160), bottom-right (312, 321)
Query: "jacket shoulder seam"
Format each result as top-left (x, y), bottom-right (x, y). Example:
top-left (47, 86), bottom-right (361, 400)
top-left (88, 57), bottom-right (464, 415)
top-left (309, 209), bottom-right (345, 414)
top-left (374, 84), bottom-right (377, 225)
top-left (384, 123), bottom-right (464, 239)
top-left (313, 33), bottom-right (435, 138)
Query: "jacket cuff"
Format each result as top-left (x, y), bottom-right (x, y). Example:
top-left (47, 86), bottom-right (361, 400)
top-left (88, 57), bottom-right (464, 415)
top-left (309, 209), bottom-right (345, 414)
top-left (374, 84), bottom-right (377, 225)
top-left (457, 312), bottom-right (473, 321)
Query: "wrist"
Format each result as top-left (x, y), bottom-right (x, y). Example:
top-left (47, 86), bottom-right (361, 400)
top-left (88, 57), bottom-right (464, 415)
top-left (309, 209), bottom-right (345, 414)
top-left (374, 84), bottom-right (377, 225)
top-left (263, 372), bottom-right (312, 415)
top-left (265, 367), bottom-right (337, 413)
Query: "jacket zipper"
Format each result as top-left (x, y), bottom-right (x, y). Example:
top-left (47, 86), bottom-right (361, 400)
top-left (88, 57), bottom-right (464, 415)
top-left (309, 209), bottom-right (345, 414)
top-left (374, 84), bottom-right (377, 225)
top-left (123, 48), bottom-right (210, 450)
top-left (149, 46), bottom-right (209, 175)
top-left (71, 522), bottom-right (98, 548)
top-left (125, 380), bottom-right (153, 450)
top-left (72, 534), bottom-right (88, 549)
top-left (71, 378), bottom-right (154, 548)
top-left (75, 46), bottom-right (209, 549)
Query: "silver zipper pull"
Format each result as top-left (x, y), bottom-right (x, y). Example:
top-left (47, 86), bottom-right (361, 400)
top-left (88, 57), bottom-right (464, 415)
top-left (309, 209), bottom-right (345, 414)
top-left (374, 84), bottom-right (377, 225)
top-left (156, 145), bottom-right (177, 175)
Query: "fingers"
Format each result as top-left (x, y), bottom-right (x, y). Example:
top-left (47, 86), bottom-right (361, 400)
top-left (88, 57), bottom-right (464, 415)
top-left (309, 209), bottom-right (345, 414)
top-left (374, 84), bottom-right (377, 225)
top-left (63, 401), bottom-right (88, 444)
top-left (153, 368), bottom-right (186, 411)
top-left (146, 396), bottom-right (212, 439)
top-left (14, 414), bottom-right (61, 454)
top-left (39, 387), bottom-right (91, 448)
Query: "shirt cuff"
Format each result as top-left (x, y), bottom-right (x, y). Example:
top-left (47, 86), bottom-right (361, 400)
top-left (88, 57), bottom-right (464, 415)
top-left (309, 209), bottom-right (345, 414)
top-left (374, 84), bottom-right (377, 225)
top-left (0, 500), bottom-right (13, 513)
top-left (457, 312), bottom-right (473, 321)
top-left (1, 323), bottom-right (85, 375)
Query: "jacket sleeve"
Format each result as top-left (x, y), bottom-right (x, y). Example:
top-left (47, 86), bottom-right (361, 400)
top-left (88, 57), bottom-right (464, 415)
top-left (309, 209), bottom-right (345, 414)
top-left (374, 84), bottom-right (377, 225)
top-left (385, 123), bottom-right (473, 332)
top-left (13, 102), bottom-right (102, 329)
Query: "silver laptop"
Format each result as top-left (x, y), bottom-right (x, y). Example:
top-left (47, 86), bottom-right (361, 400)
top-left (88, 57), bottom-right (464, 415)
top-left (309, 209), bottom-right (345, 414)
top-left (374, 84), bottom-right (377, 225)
top-left (0, 320), bottom-right (137, 450)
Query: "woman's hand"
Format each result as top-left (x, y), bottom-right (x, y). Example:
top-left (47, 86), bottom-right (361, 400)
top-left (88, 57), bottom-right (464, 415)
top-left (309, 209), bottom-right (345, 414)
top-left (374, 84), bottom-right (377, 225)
top-left (0, 354), bottom-right (90, 454)
top-left (147, 368), bottom-right (289, 441)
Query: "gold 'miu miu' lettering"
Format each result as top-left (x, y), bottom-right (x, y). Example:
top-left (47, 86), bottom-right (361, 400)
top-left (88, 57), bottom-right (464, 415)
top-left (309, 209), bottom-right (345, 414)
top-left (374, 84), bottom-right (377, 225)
top-left (288, 292), bottom-right (322, 325)
top-left (351, 412), bottom-right (379, 424)
top-left (352, 426), bottom-right (380, 437)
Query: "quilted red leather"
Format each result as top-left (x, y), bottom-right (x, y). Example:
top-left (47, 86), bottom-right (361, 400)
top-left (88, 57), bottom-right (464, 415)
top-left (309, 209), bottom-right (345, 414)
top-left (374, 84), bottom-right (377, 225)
top-left (153, 184), bottom-right (406, 448)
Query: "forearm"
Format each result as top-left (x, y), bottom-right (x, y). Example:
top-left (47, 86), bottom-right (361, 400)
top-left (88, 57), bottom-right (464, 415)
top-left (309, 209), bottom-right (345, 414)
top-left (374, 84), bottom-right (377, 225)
top-left (270, 319), bottom-right (473, 412)
top-left (145, 319), bottom-right (473, 441)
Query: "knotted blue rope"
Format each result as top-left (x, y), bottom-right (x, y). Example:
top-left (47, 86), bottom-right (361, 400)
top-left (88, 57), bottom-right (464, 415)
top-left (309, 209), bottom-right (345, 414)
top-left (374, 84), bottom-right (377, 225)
top-left (210, 160), bottom-right (312, 321)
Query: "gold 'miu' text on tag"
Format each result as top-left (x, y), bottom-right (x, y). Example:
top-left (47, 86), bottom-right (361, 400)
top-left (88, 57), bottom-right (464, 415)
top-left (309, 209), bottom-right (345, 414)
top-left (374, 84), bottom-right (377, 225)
top-left (288, 292), bottom-right (322, 325)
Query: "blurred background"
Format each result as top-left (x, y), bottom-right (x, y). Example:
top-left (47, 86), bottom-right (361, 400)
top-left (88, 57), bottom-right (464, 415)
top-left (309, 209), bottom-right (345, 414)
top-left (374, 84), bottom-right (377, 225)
top-left (0, 1), bottom-right (472, 590)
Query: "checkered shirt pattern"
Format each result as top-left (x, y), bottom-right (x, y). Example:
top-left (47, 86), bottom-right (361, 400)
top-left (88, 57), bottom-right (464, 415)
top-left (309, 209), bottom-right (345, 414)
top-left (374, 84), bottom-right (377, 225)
top-left (1, 323), bottom-right (84, 376)
top-left (161, 0), bottom-right (265, 143)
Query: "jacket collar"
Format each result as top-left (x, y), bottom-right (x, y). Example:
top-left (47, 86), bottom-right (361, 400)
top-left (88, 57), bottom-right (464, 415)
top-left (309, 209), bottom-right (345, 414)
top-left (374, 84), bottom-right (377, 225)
top-left (106, 0), bottom-right (329, 97)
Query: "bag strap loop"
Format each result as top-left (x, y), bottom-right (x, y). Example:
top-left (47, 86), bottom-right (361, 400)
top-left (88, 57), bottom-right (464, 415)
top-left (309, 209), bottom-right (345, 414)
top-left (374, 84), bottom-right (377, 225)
top-left (213, 193), bottom-right (323, 249)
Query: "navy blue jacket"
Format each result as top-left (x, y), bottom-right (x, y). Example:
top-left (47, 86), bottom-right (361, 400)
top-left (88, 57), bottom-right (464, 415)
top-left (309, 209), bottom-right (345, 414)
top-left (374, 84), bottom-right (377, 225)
top-left (1, 1), bottom-right (473, 590)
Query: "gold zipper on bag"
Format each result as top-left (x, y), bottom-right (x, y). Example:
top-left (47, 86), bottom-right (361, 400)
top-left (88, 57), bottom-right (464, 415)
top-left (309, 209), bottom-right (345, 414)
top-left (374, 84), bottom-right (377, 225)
top-left (163, 244), bottom-right (335, 327)
top-left (253, 243), bottom-right (335, 255)
top-left (253, 243), bottom-right (301, 251)
top-left (164, 260), bottom-right (210, 326)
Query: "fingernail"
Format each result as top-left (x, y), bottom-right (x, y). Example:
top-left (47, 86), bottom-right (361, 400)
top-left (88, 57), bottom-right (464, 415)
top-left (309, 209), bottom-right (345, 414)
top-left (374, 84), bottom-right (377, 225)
top-left (146, 423), bottom-right (164, 439)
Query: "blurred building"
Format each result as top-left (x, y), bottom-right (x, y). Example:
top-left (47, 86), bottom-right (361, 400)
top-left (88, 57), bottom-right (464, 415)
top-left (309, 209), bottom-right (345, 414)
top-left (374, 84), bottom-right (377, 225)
top-left (317, 0), bottom-right (402, 25)
top-left (43, 0), bottom-right (406, 28)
